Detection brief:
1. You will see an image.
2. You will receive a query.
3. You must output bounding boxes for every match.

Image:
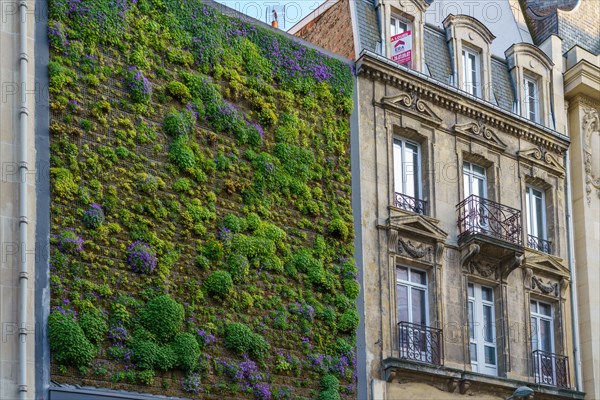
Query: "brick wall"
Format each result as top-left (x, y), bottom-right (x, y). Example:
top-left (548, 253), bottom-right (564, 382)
top-left (294, 0), bottom-right (355, 60)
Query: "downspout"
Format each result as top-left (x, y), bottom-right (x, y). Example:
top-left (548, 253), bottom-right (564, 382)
top-left (376, 0), bottom-right (386, 57)
top-left (18, 1), bottom-right (30, 399)
top-left (564, 147), bottom-right (583, 391)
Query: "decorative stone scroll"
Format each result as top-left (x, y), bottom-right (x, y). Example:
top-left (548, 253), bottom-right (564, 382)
top-left (518, 146), bottom-right (565, 174)
top-left (380, 92), bottom-right (443, 125)
top-left (454, 119), bottom-right (507, 150)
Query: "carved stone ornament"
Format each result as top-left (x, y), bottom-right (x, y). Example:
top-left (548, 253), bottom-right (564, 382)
top-left (468, 260), bottom-right (498, 280)
top-left (380, 92), bottom-right (443, 125)
top-left (398, 238), bottom-right (432, 259)
top-left (531, 275), bottom-right (559, 296)
top-left (518, 146), bottom-right (565, 173)
top-left (388, 229), bottom-right (399, 253)
top-left (454, 118), bottom-right (507, 149)
top-left (583, 108), bottom-right (600, 204)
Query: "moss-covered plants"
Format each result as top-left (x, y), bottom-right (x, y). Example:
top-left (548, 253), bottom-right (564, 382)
top-left (48, 0), bottom-right (356, 397)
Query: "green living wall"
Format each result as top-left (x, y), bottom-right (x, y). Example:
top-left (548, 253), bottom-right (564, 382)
top-left (47, 0), bottom-right (357, 399)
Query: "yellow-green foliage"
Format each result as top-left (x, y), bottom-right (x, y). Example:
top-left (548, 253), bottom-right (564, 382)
top-left (48, 0), bottom-right (356, 397)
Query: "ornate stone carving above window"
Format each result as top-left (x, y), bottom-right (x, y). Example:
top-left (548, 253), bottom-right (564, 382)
top-left (454, 119), bottom-right (507, 151)
top-left (518, 146), bottom-right (565, 176)
top-left (522, 254), bottom-right (570, 298)
top-left (380, 92), bottom-right (443, 125)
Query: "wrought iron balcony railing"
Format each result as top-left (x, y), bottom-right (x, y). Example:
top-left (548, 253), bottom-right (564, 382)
top-left (395, 192), bottom-right (427, 215)
top-left (457, 195), bottom-right (522, 246)
top-left (528, 235), bottom-right (552, 254)
top-left (533, 350), bottom-right (570, 389)
top-left (398, 321), bottom-right (443, 366)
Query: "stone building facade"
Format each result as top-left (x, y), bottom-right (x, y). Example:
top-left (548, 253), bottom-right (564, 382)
top-left (293, 0), bottom-right (597, 399)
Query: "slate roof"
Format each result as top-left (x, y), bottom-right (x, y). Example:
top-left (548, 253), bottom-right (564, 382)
top-left (355, 0), bottom-right (380, 53)
top-left (491, 57), bottom-right (515, 112)
top-left (423, 26), bottom-right (451, 83)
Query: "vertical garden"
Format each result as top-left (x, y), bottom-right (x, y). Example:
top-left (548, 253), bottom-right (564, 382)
top-left (47, 0), bottom-right (357, 399)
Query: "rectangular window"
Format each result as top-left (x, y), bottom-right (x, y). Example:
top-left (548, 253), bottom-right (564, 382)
top-left (394, 138), bottom-right (423, 213)
top-left (524, 76), bottom-right (539, 123)
top-left (462, 48), bottom-right (480, 97)
top-left (531, 300), bottom-right (559, 385)
top-left (468, 282), bottom-right (498, 376)
top-left (397, 266), bottom-right (427, 326)
top-left (463, 162), bottom-right (487, 232)
top-left (526, 186), bottom-right (549, 253)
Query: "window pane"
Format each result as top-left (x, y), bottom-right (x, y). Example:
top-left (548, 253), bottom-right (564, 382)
top-left (397, 267), bottom-right (408, 281)
top-left (526, 190), bottom-right (533, 236)
top-left (535, 195), bottom-right (544, 238)
top-left (531, 300), bottom-right (538, 313)
top-left (482, 287), bottom-right (493, 302)
top-left (470, 343), bottom-right (477, 361)
top-left (531, 317), bottom-right (538, 350)
top-left (404, 145), bottom-right (416, 198)
top-left (483, 304), bottom-right (493, 342)
top-left (468, 301), bottom-right (475, 339)
top-left (540, 319), bottom-right (552, 352)
top-left (468, 283), bottom-right (474, 298)
top-left (410, 269), bottom-right (426, 285)
top-left (411, 288), bottom-right (426, 325)
top-left (464, 171), bottom-right (471, 198)
top-left (473, 164), bottom-right (485, 176)
top-left (485, 345), bottom-right (496, 365)
top-left (393, 141), bottom-right (403, 194)
top-left (539, 303), bottom-right (551, 316)
top-left (397, 285), bottom-right (408, 322)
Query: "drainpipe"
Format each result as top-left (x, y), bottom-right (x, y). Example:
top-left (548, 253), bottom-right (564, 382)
top-left (18, 1), bottom-right (30, 399)
top-left (564, 146), bottom-right (583, 392)
top-left (376, 0), bottom-right (386, 57)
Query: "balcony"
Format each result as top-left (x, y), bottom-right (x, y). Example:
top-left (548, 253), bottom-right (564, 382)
top-left (457, 195), bottom-right (522, 246)
top-left (528, 234), bottom-right (552, 254)
top-left (395, 192), bottom-right (427, 215)
top-left (533, 350), bottom-right (570, 389)
top-left (398, 321), bottom-right (443, 366)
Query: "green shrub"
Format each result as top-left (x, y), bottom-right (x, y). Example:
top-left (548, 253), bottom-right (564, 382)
top-left (138, 369), bottom-right (155, 385)
top-left (222, 214), bottom-right (247, 233)
top-left (163, 109), bottom-right (194, 137)
top-left (224, 322), bottom-right (270, 360)
top-left (79, 311), bottom-right (108, 345)
top-left (169, 135), bottom-right (196, 170)
top-left (343, 278), bottom-right (360, 300)
top-left (131, 339), bottom-right (158, 370)
top-left (204, 270), bottom-right (233, 298)
top-left (226, 254), bottom-right (249, 280)
top-left (318, 390), bottom-right (341, 400)
top-left (167, 81), bottom-right (192, 103)
top-left (155, 345), bottom-right (177, 371)
top-left (337, 310), bottom-right (359, 333)
top-left (194, 254), bottom-right (211, 269)
top-left (51, 168), bottom-right (78, 200)
top-left (171, 332), bottom-right (200, 371)
top-left (173, 177), bottom-right (192, 193)
top-left (48, 311), bottom-right (96, 367)
top-left (321, 374), bottom-right (339, 391)
top-left (139, 295), bottom-right (184, 343)
top-left (328, 218), bottom-right (349, 239)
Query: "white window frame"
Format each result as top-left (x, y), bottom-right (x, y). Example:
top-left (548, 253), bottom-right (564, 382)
top-left (463, 162), bottom-right (487, 199)
top-left (531, 300), bottom-right (556, 384)
top-left (393, 138), bottom-right (422, 200)
top-left (397, 266), bottom-right (431, 361)
top-left (462, 47), bottom-right (481, 97)
top-left (524, 75), bottom-right (539, 123)
top-left (468, 282), bottom-right (498, 376)
top-left (526, 186), bottom-right (547, 243)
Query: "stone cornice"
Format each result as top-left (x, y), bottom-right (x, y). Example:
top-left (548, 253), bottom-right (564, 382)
top-left (564, 58), bottom-right (600, 100)
top-left (356, 52), bottom-right (570, 155)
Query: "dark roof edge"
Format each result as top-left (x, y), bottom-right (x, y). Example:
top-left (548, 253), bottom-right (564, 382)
top-left (357, 49), bottom-right (570, 144)
top-left (49, 382), bottom-right (189, 400)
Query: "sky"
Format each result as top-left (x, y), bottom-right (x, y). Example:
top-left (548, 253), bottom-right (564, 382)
top-left (214, 0), bottom-right (327, 31)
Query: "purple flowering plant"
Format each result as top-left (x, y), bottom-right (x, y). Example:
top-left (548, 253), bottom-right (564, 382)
top-left (82, 203), bottom-right (105, 229)
top-left (56, 228), bottom-right (83, 254)
top-left (127, 240), bottom-right (157, 274)
top-left (126, 66), bottom-right (152, 104)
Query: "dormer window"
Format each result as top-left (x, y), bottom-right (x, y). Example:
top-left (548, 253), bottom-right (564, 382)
top-left (462, 47), bottom-right (480, 97)
top-left (442, 15), bottom-right (495, 101)
top-left (391, 16), bottom-right (409, 36)
top-left (524, 76), bottom-right (539, 123)
top-left (384, 1), bottom-right (430, 72)
top-left (505, 43), bottom-right (554, 127)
